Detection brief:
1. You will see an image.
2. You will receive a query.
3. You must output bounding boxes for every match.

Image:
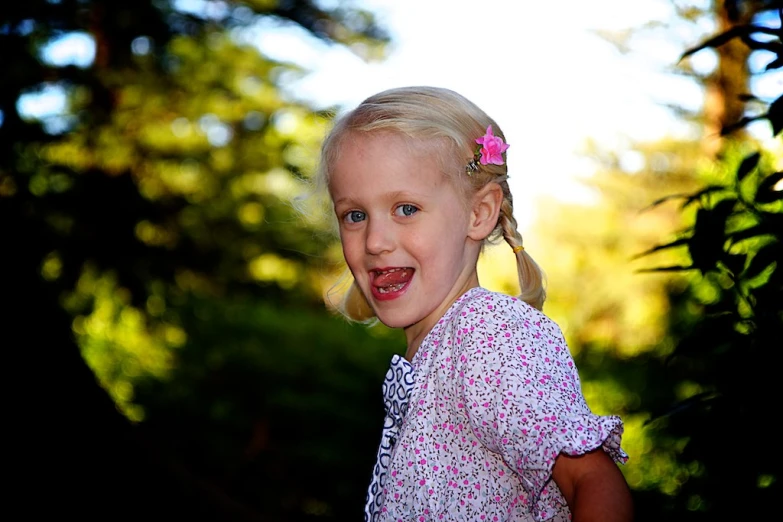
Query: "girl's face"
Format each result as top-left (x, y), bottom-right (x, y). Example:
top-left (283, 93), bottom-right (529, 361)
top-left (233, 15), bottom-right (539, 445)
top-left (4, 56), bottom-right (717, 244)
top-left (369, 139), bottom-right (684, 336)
top-left (329, 131), bottom-right (481, 345)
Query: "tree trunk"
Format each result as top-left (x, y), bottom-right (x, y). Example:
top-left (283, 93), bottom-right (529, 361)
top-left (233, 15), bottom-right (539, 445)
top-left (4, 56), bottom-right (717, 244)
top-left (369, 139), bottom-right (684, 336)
top-left (701, 0), bottom-right (753, 156)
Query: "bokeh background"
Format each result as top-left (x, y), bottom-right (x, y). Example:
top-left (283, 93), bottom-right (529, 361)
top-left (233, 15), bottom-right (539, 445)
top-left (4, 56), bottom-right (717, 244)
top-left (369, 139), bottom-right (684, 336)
top-left (3, 1), bottom-right (781, 520)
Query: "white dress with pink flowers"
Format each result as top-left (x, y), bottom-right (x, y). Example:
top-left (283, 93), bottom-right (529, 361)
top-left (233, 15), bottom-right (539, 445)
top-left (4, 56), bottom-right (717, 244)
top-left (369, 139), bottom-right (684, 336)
top-left (363, 287), bottom-right (627, 522)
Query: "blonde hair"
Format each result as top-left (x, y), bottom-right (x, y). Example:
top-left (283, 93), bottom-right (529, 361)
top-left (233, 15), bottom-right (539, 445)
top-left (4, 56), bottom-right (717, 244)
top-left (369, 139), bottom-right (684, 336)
top-left (316, 86), bottom-right (546, 320)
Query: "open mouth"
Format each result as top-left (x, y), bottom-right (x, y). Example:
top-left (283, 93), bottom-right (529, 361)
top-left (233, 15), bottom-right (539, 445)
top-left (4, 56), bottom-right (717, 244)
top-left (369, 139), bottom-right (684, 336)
top-left (371, 267), bottom-right (414, 296)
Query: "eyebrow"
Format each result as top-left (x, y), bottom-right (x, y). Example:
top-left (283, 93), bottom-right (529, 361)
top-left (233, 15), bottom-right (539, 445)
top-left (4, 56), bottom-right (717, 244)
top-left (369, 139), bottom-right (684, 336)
top-left (332, 196), bottom-right (357, 207)
top-left (388, 190), bottom-right (426, 201)
top-left (334, 191), bottom-right (427, 207)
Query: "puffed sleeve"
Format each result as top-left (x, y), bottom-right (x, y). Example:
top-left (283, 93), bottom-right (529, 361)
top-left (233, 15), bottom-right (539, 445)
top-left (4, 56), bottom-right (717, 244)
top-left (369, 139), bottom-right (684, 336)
top-left (452, 293), bottom-right (626, 520)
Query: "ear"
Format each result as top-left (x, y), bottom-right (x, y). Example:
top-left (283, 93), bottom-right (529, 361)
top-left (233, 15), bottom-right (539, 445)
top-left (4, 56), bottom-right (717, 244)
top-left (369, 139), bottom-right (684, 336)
top-left (467, 183), bottom-right (503, 241)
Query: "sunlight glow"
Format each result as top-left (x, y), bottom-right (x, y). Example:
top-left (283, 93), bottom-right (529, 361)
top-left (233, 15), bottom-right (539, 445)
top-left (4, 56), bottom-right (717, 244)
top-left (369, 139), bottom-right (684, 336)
top-left (41, 31), bottom-right (95, 67)
top-left (174, 0), bottom-right (231, 20)
top-left (18, 1), bottom-right (781, 226)
top-left (17, 84), bottom-right (67, 119)
top-left (249, 0), bottom-right (716, 228)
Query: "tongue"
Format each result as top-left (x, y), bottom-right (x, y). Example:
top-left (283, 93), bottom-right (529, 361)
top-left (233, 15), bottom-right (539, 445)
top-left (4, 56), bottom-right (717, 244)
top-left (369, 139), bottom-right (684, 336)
top-left (374, 268), bottom-right (413, 287)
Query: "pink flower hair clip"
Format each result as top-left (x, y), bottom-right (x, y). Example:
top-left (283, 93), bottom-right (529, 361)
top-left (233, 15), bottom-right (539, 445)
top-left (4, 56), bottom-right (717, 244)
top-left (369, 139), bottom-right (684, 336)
top-left (466, 125), bottom-right (510, 175)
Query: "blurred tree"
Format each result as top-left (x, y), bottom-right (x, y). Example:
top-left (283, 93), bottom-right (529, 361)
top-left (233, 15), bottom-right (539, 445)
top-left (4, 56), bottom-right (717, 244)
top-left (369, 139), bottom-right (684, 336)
top-left (1, 1), bottom-right (394, 520)
top-left (530, 138), bottom-right (703, 494)
top-left (629, 1), bottom-right (782, 519)
top-left (527, 0), bottom-right (781, 515)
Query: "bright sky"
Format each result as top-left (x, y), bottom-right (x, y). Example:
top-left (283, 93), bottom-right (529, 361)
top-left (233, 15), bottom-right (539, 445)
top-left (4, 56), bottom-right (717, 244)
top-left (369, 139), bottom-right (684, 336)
top-left (21, 0), bottom-right (781, 228)
top-left (252, 0), bottom-right (723, 227)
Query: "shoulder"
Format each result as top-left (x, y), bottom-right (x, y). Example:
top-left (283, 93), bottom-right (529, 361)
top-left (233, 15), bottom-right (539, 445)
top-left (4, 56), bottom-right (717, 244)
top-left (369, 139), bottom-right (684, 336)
top-left (453, 287), bottom-right (565, 342)
top-left (448, 288), bottom-right (573, 376)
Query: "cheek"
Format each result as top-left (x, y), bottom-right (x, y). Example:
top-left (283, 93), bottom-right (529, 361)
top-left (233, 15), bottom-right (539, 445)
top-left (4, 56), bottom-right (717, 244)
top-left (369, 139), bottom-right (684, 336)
top-left (340, 235), bottom-right (364, 269)
top-left (409, 235), bottom-right (448, 267)
top-left (419, 216), bottom-right (468, 267)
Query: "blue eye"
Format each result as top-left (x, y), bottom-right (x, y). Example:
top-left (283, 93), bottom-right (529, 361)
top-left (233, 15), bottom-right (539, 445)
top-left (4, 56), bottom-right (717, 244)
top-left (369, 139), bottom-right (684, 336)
top-left (395, 204), bottom-right (419, 217)
top-left (344, 210), bottom-right (366, 223)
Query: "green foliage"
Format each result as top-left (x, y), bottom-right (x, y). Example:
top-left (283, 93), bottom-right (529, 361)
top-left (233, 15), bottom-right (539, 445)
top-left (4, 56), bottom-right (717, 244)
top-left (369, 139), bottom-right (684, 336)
top-left (531, 136), bottom-right (705, 494)
top-left (1, 1), bottom-right (395, 518)
top-left (1, 0), bottom-right (389, 303)
top-left (134, 295), bottom-right (402, 520)
top-left (631, 4), bottom-right (782, 519)
top-left (539, 2), bottom-right (781, 516)
top-left (632, 150), bottom-right (782, 520)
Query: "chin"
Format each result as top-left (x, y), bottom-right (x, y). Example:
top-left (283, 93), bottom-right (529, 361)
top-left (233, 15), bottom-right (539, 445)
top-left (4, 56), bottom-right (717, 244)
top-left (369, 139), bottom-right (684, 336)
top-left (373, 311), bottom-right (415, 330)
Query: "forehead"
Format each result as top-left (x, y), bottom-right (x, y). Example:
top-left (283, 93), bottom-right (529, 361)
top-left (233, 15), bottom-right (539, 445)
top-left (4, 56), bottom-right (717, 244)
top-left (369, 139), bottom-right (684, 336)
top-left (335, 131), bottom-right (432, 165)
top-left (328, 131), bottom-right (461, 192)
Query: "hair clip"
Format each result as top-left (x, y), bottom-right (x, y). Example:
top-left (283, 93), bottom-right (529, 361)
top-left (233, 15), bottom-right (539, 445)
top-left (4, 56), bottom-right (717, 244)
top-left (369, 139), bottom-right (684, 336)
top-left (466, 157), bottom-right (480, 175)
top-left (466, 125), bottom-right (509, 176)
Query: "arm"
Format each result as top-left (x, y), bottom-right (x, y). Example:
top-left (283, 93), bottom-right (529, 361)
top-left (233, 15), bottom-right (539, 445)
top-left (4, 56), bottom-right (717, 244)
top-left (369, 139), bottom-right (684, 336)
top-left (552, 448), bottom-right (634, 522)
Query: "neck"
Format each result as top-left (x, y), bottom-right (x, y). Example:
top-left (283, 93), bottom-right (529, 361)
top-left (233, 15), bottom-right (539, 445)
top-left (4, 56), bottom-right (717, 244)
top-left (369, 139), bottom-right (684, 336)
top-left (403, 271), bottom-right (480, 362)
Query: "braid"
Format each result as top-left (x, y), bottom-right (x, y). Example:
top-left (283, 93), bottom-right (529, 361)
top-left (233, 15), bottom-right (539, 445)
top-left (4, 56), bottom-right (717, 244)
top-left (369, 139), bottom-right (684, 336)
top-left (497, 183), bottom-right (546, 310)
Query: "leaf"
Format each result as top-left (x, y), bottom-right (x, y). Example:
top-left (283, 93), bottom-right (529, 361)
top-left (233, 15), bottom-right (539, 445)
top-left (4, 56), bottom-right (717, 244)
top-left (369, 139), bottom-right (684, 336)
top-left (769, 94), bottom-right (783, 136)
top-left (632, 237), bottom-right (691, 260)
top-left (709, 197), bottom-right (738, 220)
top-left (758, 210), bottom-right (783, 230)
top-left (644, 391), bottom-right (721, 425)
top-left (755, 171), bottom-right (783, 203)
top-left (690, 199), bottom-right (737, 272)
top-left (729, 224), bottom-right (770, 245)
top-left (680, 26), bottom-right (749, 60)
top-left (722, 253), bottom-right (747, 277)
top-left (635, 265), bottom-right (695, 273)
top-left (681, 184), bottom-right (729, 209)
top-left (642, 193), bottom-right (688, 211)
top-left (736, 152), bottom-right (760, 182)
top-left (740, 35), bottom-right (783, 53)
top-left (765, 56), bottom-right (783, 71)
top-left (644, 184), bottom-right (730, 212)
top-left (743, 242), bottom-right (781, 281)
top-left (721, 116), bottom-right (763, 136)
top-left (750, 25), bottom-right (783, 38)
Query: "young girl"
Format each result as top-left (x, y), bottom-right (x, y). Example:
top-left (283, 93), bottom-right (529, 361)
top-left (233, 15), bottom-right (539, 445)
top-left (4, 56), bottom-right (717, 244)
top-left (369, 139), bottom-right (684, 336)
top-left (315, 86), bottom-right (633, 522)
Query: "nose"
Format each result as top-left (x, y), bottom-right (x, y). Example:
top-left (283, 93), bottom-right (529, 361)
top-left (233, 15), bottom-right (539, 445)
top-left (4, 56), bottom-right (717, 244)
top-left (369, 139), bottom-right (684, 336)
top-left (365, 216), bottom-right (394, 255)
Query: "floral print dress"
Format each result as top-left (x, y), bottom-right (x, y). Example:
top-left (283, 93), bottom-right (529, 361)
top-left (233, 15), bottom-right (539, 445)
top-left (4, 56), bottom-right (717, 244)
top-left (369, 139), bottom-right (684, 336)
top-left (364, 287), bottom-right (627, 522)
